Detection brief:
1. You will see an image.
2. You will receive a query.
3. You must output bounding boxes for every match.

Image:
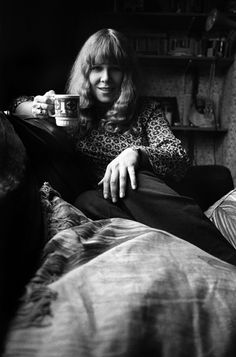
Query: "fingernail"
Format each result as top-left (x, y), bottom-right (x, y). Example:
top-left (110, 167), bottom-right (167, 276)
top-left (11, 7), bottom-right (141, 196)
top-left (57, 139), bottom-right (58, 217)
top-left (104, 194), bottom-right (108, 199)
top-left (120, 192), bottom-right (124, 198)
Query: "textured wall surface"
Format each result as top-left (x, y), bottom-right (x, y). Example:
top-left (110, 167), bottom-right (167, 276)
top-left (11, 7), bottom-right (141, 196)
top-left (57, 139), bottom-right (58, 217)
top-left (221, 58), bottom-right (236, 185)
top-left (139, 59), bottom-right (236, 185)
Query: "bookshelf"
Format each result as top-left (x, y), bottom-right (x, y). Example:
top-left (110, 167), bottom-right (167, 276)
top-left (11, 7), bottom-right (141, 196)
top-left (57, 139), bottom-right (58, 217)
top-left (106, 0), bottom-right (235, 164)
top-left (109, 1), bottom-right (235, 134)
top-left (130, 31), bottom-right (231, 59)
top-left (137, 54), bottom-right (233, 68)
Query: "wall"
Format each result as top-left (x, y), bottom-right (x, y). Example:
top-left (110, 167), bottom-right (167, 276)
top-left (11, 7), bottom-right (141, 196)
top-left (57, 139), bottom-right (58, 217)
top-left (221, 56), bottom-right (236, 185)
top-left (1, 1), bottom-right (236, 184)
top-left (139, 59), bottom-right (236, 184)
top-left (0, 1), bottom-right (113, 110)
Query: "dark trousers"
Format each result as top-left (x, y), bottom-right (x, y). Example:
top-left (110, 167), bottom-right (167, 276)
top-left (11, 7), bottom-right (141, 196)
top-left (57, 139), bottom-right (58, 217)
top-left (74, 170), bottom-right (236, 266)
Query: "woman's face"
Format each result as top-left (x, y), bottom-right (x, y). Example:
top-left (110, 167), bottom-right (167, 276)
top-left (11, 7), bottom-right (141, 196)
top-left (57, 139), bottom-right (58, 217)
top-left (89, 62), bottom-right (123, 104)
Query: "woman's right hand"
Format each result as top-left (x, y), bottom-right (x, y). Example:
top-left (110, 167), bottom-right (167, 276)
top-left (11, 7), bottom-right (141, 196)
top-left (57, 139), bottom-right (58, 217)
top-left (32, 90), bottom-right (55, 118)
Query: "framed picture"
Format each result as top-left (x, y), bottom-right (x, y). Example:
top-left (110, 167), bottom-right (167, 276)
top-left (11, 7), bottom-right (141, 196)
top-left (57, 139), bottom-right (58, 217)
top-left (142, 96), bottom-right (180, 126)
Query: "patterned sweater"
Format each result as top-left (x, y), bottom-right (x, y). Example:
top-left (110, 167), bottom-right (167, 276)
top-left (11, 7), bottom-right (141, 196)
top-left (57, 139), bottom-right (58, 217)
top-left (74, 98), bottom-right (190, 184)
top-left (11, 96), bottom-right (190, 185)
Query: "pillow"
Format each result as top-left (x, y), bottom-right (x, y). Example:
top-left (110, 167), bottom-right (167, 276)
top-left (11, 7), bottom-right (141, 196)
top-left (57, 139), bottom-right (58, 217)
top-left (205, 188), bottom-right (236, 249)
top-left (8, 114), bottom-right (92, 204)
top-left (40, 181), bottom-right (91, 242)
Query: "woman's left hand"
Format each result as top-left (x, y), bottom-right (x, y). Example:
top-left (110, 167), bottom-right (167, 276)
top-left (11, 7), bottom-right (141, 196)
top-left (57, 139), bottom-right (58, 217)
top-left (98, 148), bottom-right (139, 203)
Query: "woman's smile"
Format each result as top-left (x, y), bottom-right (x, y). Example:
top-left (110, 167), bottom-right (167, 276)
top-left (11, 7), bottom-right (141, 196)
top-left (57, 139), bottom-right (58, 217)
top-left (98, 86), bottom-right (114, 92)
top-left (89, 63), bottom-right (123, 103)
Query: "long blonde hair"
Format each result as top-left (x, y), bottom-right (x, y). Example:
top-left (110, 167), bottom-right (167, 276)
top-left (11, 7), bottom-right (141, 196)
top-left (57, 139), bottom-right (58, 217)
top-left (66, 28), bottom-right (140, 134)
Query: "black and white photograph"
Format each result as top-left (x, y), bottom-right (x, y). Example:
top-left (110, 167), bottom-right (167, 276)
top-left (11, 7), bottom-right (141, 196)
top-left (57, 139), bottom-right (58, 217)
top-left (2, 1), bottom-right (236, 356)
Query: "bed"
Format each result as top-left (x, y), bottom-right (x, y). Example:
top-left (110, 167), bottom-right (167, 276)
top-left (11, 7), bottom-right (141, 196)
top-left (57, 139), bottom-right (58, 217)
top-left (1, 111), bottom-right (236, 357)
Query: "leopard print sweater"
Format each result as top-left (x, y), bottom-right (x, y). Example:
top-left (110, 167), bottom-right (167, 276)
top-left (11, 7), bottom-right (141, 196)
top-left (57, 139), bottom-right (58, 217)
top-left (75, 98), bottom-right (190, 184)
top-left (10, 96), bottom-right (190, 184)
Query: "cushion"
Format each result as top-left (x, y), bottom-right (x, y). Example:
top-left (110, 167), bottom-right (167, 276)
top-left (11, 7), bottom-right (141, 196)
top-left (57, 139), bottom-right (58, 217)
top-left (0, 112), bottom-right (44, 341)
top-left (40, 181), bottom-right (91, 242)
top-left (176, 165), bottom-right (234, 211)
top-left (205, 188), bottom-right (236, 249)
top-left (8, 114), bottom-right (91, 203)
top-left (0, 111), bottom-right (26, 193)
top-left (4, 205), bottom-right (236, 356)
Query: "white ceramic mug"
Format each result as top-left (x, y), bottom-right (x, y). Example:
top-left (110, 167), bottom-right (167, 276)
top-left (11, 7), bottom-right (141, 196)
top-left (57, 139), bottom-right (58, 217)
top-left (49, 94), bottom-right (80, 127)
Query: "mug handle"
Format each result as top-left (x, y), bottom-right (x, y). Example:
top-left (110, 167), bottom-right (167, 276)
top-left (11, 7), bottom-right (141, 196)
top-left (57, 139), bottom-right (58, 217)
top-left (47, 96), bottom-right (56, 117)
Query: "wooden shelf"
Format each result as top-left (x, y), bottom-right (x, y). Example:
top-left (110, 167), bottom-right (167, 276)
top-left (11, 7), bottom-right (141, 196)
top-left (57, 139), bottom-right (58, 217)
top-left (111, 11), bottom-right (236, 31)
top-left (137, 55), bottom-right (234, 68)
top-left (89, 12), bottom-right (209, 31)
top-left (110, 12), bottom-right (208, 31)
top-left (171, 126), bottom-right (228, 133)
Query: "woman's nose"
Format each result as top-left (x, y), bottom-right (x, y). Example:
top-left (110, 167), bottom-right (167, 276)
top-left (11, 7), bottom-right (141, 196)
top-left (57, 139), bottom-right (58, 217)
top-left (100, 69), bottom-right (109, 82)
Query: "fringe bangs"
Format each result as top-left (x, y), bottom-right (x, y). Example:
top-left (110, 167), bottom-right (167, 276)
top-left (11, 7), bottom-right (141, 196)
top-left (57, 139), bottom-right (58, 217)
top-left (88, 35), bottom-right (129, 69)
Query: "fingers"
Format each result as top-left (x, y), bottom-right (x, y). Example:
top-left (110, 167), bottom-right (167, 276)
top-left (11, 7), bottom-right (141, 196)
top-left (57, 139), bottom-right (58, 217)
top-left (98, 166), bottom-right (119, 203)
top-left (34, 90), bottom-right (55, 104)
top-left (34, 95), bottom-right (49, 104)
top-left (44, 90), bottom-right (56, 104)
top-left (119, 166), bottom-right (127, 198)
top-left (32, 101), bottom-right (48, 117)
top-left (110, 168), bottom-right (119, 203)
top-left (99, 165), bottom-right (136, 203)
top-left (100, 169), bottom-right (111, 200)
top-left (99, 149), bottom-right (139, 202)
top-left (33, 103), bottom-right (48, 110)
top-left (44, 89), bottom-right (55, 96)
top-left (32, 90), bottom-right (55, 118)
top-left (128, 166), bottom-right (137, 190)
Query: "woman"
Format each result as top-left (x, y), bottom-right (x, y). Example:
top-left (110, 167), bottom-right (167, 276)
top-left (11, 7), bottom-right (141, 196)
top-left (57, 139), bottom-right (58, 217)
top-left (12, 28), bottom-right (236, 265)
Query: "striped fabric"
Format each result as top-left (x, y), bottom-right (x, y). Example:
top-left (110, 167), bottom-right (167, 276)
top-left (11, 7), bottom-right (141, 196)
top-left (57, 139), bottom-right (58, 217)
top-left (205, 188), bottom-right (236, 250)
top-left (3, 182), bottom-right (236, 357)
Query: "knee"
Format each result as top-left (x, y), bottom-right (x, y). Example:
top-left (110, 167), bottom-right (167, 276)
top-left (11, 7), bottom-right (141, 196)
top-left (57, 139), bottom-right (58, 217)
top-left (74, 189), bottom-right (108, 220)
top-left (74, 189), bottom-right (98, 210)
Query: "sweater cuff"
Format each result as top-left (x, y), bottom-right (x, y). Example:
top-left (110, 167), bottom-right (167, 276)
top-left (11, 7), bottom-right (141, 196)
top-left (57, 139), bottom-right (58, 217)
top-left (131, 146), bottom-right (153, 171)
top-left (9, 95), bottom-right (34, 114)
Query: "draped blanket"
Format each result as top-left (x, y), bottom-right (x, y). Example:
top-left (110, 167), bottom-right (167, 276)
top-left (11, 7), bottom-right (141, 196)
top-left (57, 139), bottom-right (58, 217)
top-left (3, 183), bottom-right (236, 357)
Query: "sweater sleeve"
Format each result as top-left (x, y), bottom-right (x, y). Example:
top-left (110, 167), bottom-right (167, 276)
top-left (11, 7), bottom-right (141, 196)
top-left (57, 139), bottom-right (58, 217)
top-left (131, 100), bottom-right (190, 181)
top-left (8, 95), bottom-right (35, 115)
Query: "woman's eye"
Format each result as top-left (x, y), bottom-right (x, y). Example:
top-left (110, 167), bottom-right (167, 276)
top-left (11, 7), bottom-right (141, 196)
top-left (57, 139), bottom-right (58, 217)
top-left (91, 65), bottom-right (121, 73)
top-left (111, 66), bottom-right (121, 72)
top-left (91, 66), bottom-right (102, 72)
